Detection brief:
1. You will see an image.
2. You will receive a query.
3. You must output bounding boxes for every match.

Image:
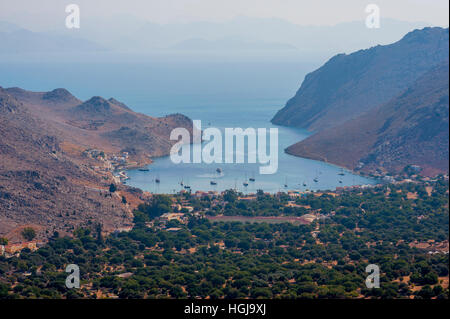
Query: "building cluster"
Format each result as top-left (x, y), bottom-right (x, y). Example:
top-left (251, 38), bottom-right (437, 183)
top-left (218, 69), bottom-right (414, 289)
top-left (0, 241), bottom-right (39, 258)
top-left (83, 149), bottom-right (135, 183)
top-left (84, 149), bottom-right (132, 172)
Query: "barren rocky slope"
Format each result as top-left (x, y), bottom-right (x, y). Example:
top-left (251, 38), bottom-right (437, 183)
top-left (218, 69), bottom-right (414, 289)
top-left (286, 61), bottom-right (449, 176)
top-left (271, 27), bottom-right (449, 131)
top-left (0, 86), bottom-right (192, 242)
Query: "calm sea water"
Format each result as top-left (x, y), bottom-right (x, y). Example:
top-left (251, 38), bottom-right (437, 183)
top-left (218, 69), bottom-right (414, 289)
top-left (0, 58), bottom-right (375, 193)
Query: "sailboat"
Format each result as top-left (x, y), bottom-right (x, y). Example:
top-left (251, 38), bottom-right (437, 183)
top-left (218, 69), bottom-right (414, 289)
top-left (338, 168), bottom-right (345, 176)
top-left (249, 172), bottom-right (255, 182)
top-left (284, 177), bottom-right (288, 188)
top-left (243, 173), bottom-right (249, 187)
top-left (183, 178), bottom-right (190, 189)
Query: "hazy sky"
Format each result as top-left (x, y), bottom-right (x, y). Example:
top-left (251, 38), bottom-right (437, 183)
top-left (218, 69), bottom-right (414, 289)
top-left (1, 0), bottom-right (448, 30)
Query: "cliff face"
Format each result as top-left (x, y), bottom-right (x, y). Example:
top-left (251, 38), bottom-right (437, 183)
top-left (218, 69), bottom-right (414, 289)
top-left (0, 86), bottom-right (192, 241)
top-left (271, 27), bottom-right (449, 132)
top-left (286, 61), bottom-right (449, 176)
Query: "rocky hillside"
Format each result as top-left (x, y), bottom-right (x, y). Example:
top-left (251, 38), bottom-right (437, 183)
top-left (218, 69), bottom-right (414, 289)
top-left (272, 27), bottom-right (449, 131)
top-left (0, 86), bottom-right (192, 242)
top-left (286, 61), bottom-right (449, 176)
top-left (5, 87), bottom-right (193, 161)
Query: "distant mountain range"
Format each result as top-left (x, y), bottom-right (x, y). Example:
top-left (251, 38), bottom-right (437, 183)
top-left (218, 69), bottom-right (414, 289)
top-left (273, 27), bottom-right (449, 176)
top-left (1, 16), bottom-right (431, 56)
top-left (120, 16), bottom-right (429, 53)
top-left (0, 86), bottom-right (192, 241)
top-left (0, 22), bottom-right (105, 54)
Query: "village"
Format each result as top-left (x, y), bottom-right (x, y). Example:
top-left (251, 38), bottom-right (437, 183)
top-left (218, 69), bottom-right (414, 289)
top-left (0, 175), bottom-right (448, 299)
top-left (2, 148), bottom-right (447, 261)
top-left (2, 168), bottom-right (448, 257)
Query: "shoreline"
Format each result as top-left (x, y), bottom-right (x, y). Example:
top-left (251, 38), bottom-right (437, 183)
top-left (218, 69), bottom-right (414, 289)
top-left (121, 148), bottom-right (380, 195)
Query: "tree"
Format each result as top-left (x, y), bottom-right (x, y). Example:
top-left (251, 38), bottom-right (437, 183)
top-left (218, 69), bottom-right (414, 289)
top-left (417, 285), bottom-right (433, 299)
top-left (138, 195), bottom-right (172, 219)
top-left (109, 183), bottom-right (117, 193)
top-left (224, 189), bottom-right (237, 203)
top-left (0, 237), bottom-right (8, 245)
top-left (21, 227), bottom-right (36, 241)
top-left (0, 282), bottom-right (9, 298)
top-left (251, 287), bottom-right (272, 298)
top-left (95, 223), bottom-right (103, 244)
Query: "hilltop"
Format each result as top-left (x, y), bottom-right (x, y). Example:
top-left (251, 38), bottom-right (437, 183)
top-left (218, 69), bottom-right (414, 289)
top-left (0, 86), bottom-right (192, 242)
top-left (272, 27), bottom-right (449, 176)
top-left (272, 27), bottom-right (449, 131)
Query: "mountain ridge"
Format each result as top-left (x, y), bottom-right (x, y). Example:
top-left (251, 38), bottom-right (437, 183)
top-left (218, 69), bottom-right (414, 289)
top-left (0, 85), bottom-right (192, 242)
top-left (271, 27), bottom-right (449, 131)
top-left (285, 60), bottom-right (449, 176)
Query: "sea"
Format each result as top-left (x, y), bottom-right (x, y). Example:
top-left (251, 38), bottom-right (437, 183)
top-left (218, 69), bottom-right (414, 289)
top-left (0, 54), bottom-right (375, 194)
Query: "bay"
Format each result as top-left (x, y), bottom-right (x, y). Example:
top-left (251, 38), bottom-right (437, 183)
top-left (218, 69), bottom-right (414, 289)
top-left (0, 57), bottom-right (375, 194)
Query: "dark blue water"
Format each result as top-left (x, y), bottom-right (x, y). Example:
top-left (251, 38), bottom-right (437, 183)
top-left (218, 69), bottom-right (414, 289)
top-left (0, 59), bottom-right (375, 193)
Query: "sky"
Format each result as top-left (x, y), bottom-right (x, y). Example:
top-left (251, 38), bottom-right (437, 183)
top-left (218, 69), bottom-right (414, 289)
top-left (0, 0), bottom-right (448, 31)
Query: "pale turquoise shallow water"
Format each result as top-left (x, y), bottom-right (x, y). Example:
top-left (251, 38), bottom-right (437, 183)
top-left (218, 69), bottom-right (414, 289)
top-left (0, 58), bottom-right (375, 193)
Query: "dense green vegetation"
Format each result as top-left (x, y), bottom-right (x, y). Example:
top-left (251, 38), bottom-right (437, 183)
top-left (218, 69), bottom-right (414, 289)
top-left (0, 179), bottom-right (448, 299)
top-left (21, 228), bottom-right (36, 242)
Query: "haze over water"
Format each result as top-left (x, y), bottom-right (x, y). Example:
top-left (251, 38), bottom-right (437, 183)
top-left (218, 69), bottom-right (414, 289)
top-left (0, 58), bottom-right (375, 193)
